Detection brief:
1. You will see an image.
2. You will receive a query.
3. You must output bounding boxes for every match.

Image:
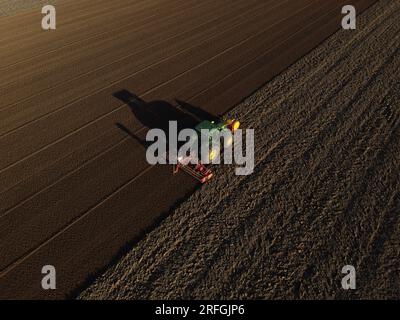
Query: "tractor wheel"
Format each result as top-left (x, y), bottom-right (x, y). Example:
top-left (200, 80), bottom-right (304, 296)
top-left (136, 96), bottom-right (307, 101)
top-left (209, 145), bottom-right (220, 162)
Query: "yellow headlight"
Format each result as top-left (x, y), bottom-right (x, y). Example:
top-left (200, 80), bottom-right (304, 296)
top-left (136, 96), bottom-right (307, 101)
top-left (232, 120), bottom-right (240, 132)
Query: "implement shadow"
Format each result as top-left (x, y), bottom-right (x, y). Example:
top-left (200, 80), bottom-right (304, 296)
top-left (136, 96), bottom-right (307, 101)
top-left (113, 89), bottom-right (219, 148)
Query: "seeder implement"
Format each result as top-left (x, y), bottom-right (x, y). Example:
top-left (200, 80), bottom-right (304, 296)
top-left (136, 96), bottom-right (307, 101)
top-left (173, 161), bottom-right (214, 184)
top-left (172, 118), bottom-right (240, 184)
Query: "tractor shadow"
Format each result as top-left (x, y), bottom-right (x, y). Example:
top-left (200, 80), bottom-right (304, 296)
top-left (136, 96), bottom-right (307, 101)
top-left (113, 89), bottom-right (219, 148)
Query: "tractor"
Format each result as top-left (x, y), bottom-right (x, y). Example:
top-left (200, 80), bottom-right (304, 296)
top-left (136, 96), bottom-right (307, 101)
top-left (173, 118), bottom-right (240, 183)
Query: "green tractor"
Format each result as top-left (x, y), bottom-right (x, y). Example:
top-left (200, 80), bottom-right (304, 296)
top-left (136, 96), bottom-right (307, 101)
top-left (174, 118), bottom-right (241, 183)
top-left (194, 118), bottom-right (241, 162)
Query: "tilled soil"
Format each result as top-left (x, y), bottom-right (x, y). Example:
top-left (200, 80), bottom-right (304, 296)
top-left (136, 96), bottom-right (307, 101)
top-left (3, 0), bottom-right (379, 300)
top-left (81, 0), bottom-right (400, 300)
top-left (0, 0), bottom-right (60, 16)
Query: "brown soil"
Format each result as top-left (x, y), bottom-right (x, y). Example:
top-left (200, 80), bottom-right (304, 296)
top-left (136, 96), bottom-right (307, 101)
top-left (0, 0), bottom-right (382, 299)
top-left (81, 0), bottom-right (400, 300)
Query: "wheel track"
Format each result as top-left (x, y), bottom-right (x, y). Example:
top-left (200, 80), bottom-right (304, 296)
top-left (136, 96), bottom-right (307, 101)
top-left (198, 41), bottom-right (400, 298)
top-left (80, 0), bottom-right (400, 299)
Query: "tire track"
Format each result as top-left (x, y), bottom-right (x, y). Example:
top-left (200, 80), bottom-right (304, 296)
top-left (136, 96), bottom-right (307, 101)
top-left (80, 0), bottom-right (399, 299)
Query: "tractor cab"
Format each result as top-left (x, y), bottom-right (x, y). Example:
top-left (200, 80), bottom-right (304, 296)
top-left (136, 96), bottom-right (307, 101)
top-left (195, 120), bottom-right (241, 162)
